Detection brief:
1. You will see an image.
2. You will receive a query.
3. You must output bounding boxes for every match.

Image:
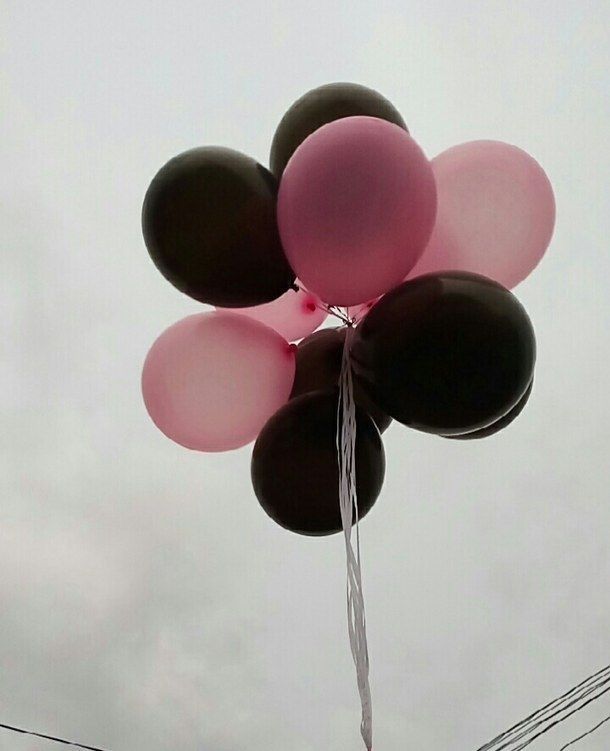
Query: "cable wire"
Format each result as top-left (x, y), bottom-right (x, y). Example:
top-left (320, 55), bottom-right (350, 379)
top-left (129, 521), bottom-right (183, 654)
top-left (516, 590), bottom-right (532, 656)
top-left (0, 721), bottom-right (110, 751)
top-left (476, 664), bottom-right (610, 751)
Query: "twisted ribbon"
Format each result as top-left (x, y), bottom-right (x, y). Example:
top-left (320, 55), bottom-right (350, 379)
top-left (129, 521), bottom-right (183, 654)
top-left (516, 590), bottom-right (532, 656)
top-left (337, 324), bottom-right (373, 750)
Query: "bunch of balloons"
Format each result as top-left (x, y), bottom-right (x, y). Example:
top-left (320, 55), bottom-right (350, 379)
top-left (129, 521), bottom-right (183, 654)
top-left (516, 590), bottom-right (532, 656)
top-left (141, 82), bottom-right (555, 536)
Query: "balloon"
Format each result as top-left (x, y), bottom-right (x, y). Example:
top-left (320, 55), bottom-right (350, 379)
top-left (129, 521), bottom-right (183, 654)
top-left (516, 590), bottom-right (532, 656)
top-left (291, 328), bottom-right (391, 433)
top-left (251, 390), bottom-right (385, 536)
top-left (218, 283), bottom-right (327, 342)
top-left (277, 116), bottom-right (437, 306)
top-left (444, 379), bottom-right (534, 440)
top-left (408, 141), bottom-right (555, 288)
top-left (351, 272), bottom-right (536, 435)
top-left (142, 147), bottom-right (295, 307)
top-left (348, 298), bottom-right (380, 324)
top-left (270, 82), bottom-right (408, 177)
top-left (142, 312), bottom-right (296, 452)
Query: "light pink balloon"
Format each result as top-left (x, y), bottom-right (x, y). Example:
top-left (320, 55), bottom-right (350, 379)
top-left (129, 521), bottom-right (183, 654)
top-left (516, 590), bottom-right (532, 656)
top-left (277, 116), bottom-right (437, 306)
top-left (347, 298), bottom-right (380, 323)
top-left (408, 140), bottom-right (555, 288)
top-left (217, 283), bottom-right (327, 341)
top-left (142, 312), bottom-right (296, 452)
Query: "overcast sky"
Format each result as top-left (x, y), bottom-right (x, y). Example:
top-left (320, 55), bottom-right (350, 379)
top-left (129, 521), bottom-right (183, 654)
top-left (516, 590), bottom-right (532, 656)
top-left (2, 1), bottom-right (610, 750)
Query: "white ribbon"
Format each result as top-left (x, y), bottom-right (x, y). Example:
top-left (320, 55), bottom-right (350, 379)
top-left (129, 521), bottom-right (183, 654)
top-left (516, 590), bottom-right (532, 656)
top-left (337, 324), bottom-right (373, 750)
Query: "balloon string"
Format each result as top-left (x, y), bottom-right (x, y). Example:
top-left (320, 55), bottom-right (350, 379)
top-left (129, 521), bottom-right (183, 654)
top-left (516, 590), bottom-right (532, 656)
top-left (290, 283), bottom-right (353, 325)
top-left (337, 323), bottom-right (373, 751)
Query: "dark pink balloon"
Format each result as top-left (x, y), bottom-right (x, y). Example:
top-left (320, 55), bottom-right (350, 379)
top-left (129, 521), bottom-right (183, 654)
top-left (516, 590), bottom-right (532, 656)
top-left (277, 116), bottom-right (437, 306)
top-left (217, 283), bottom-right (327, 341)
top-left (408, 140), bottom-right (555, 288)
top-left (142, 312), bottom-right (295, 452)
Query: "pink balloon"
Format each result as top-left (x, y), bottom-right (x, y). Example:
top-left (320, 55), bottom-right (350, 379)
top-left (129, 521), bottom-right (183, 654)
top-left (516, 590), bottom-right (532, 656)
top-left (277, 116), bottom-right (437, 306)
top-left (408, 140), bottom-right (555, 288)
top-left (217, 283), bottom-right (327, 341)
top-left (348, 298), bottom-right (380, 323)
top-left (142, 312), bottom-right (295, 452)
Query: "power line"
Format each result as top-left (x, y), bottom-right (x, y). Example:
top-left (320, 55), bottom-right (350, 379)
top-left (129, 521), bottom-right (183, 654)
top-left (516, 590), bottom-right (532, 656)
top-left (0, 721), bottom-right (111, 751)
top-left (475, 662), bottom-right (610, 751)
top-left (1, 665), bottom-right (610, 751)
top-left (477, 664), bottom-right (610, 751)
top-left (510, 685), bottom-right (610, 751)
top-left (560, 714), bottom-right (610, 751)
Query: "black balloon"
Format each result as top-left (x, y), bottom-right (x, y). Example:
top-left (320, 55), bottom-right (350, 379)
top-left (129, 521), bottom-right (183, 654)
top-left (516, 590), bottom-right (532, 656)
top-left (351, 272), bottom-right (536, 436)
top-left (291, 328), bottom-right (392, 433)
top-left (444, 379), bottom-right (534, 440)
top-left (142, 147), bottom-right (295, 307)
top-left (251, 390), bottom-right (385, 536)
top-left (270, 82), bottom-right (408, 178)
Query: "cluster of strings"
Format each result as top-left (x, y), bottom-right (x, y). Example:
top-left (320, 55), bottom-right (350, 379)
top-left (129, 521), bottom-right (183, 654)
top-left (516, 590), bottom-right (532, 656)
top-left (476, 663), bottom-right (610, 751)
top-left (337, 324), bottom-right (373, 751)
